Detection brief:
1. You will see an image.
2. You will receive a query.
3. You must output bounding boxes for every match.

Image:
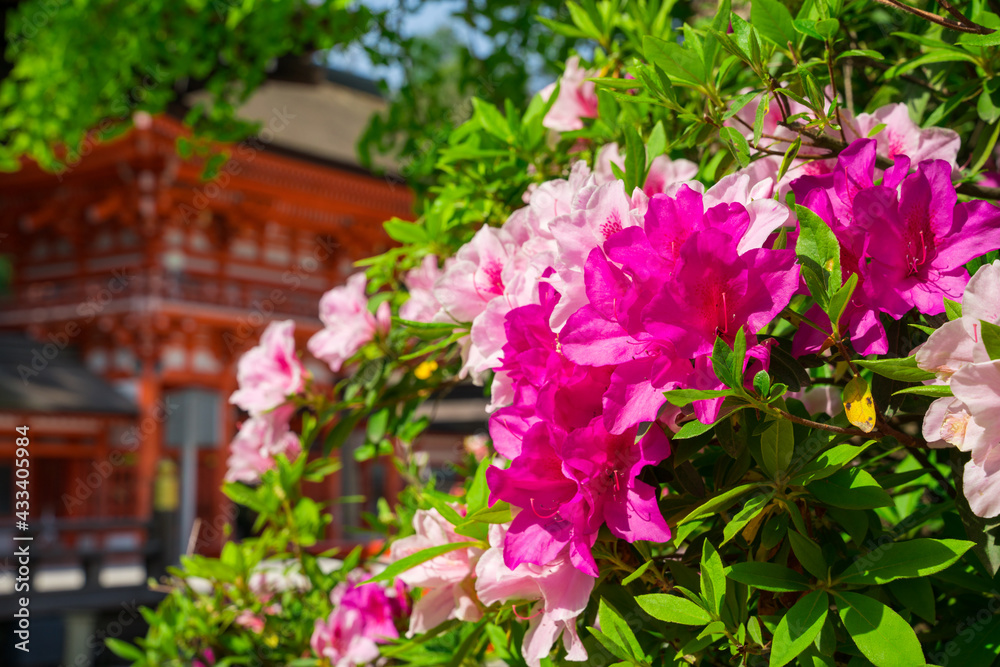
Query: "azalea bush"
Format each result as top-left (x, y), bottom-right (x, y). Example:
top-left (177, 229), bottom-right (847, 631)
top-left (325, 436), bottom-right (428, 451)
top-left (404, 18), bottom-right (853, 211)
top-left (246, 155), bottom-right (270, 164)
top-left (115, 1), bottom-right (1000, 666)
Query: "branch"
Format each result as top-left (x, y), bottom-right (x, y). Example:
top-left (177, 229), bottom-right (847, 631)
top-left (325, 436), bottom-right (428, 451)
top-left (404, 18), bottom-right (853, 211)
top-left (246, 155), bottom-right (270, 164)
top-left (872, 0), bottom-right (995, 34)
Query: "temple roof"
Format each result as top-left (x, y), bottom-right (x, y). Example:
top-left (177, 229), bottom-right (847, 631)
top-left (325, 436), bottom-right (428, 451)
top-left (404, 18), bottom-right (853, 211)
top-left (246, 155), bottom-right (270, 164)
top-left (0, 333), bottom-right (137, 415)
top-left (188, 69), bottom-right (395, 171)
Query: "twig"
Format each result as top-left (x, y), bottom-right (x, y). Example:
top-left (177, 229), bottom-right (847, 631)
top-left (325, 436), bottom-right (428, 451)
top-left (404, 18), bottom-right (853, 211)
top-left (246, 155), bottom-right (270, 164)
top-left (871, 0), bottom-right (995, 34)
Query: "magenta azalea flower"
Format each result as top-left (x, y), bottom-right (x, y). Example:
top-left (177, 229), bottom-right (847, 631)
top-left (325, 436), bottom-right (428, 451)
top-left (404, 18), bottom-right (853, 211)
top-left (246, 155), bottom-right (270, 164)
top-left (486, 419), bottom-right (671, 576)
top-left (560, 187), bottom-right (797, 431)
top-left (791, 139), bottom-right (1000, 355)
top-left (229, 320), bottom-right (304, 415)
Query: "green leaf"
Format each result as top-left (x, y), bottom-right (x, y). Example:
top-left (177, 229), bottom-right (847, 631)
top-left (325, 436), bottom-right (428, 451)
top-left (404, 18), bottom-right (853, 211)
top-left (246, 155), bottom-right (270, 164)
top-left (635, 593), bottom-right (712, 625)
top-left (981, 320), bottom-right (1000, 360)
top-left (795, 204), bottom-right (841, 309)
top-left (723, 90), bottom-right (763, 119)
top-left (725, 562), bottom-right (811, 592)
top-left (701, 541), bottom-right (727, 615)
top-left (791, 441), bottom-right (875, 485)
top-left (462, 502), bottom-right (512, 525)
top-left (680, 483), bottom-right (763, 523)
top-left (720, 126), bottom-right (751, 167)
top-left (363, 541), bottom-right (479, 585)
top-left (644, 35), bottom-right (707, 87)
top-left (106, 638), bottom-right (144, 661)
top-left (366, 408), bottom-right (390, 444)
top-left (827, 273), bottom-right (858, 335)
top-left (622, 560), bottom-right (654, 586)
top-left (769, 591), bottom-right (829, 667)
top-left (944, 297), bottom-right (963, 320)
top-left (958, 25), bottom-right (1000, 46)
top-left (887, 578), bottom-right (936, 623)
top-left (855, 356), bottom-right (935, 382)
top-left (723, 491), bottom-right (772, 544)
top-left (836, 49), bottom-right (884, 60)
top-left (777, 136), bottom-right (802, 185)
top-left (663, 388), bottom-right (733, 406)
top-left (788, 531), bottom-right (828, 580)
top-left (759, 416), bottom-right (795, 478)
top-left (753, 93), bottom-right (770, 147)
top-left (836, 592), bottom-right (924, 667)
top-left (384, 218), bottom-right (428, 244)
top-left (222, 481), bottom-right (264, 512)
top-left (712, 335), bottom-right (740, 389)
top-left (792, 19), bottom-right (824, 40)
top-left (624, 125), bottom-right (646, 193)
top-left (466, 457), bottom-right (491, 513)
top-left (647, 121), bottom-right (667, 167)
top-left (471, 97), bottom-right (512, 141)
top-left (839, 538), bottom-right (974, 585)
top-left (752, 0), bottom-right (797, 49)
top-left (816, 18), bottom-right (840, 39)
top-left (892, 384), bottom-right (954, 398)
top-left (979, 86), bottom-right (1000, 125)
top-left (808, 468), bottom-right (893, 509)
top-left (598, 599), bottom-right (644, 661)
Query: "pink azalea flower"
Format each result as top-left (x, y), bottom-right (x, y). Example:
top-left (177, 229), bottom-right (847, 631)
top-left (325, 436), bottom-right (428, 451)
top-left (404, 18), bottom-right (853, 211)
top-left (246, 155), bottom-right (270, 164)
top-left (850, 103), bottom-right (960, 168)
top-left (229, 320), bottom-right (304, 415)
top-left (390, 508), bottom-right (483, 636)
top-left (950, 361), bottom-right (1000, 517)
top-left (915, 261), bottom-right (1000, 516)
top-left (225, 405), bottom-right (301, 484)
top-left (594, 142), bottom-right (699, 195)
top-left (433, 226), bottom-right (514, 324)
top-left (234, 610), bottom-right (265, 634)
top-left (475, 523), bottom-right (593, 667)
top-left (540, 56), bottom-right (598, 132)
top-left (400, 255), bottom-right (444, 323)
top-left (309, 273), bottom-right (390, 373)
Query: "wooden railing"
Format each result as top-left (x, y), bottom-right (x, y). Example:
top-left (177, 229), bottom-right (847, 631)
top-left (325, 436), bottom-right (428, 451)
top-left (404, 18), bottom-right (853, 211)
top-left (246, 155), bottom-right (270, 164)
top-left (0, 517), bottom-right (167, 616)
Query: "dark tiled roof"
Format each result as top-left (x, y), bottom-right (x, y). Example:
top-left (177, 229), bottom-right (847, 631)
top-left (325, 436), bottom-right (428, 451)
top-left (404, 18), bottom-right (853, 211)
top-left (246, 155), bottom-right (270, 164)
top-left (0, 333), bottom-right (137, 414)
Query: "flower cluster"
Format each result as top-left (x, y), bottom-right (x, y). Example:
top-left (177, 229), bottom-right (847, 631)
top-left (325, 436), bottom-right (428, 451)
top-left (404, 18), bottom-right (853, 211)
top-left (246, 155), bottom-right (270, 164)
top-left (791, 139), bottom-right (1000, 356)
top-left (389, 508), bottom-right (594, 667)
top-left (918, 261), bottom-right (1000, 518)
top-left (420, 153), bottom-right (797, 578)
top-left (226, 320), bottom-right (304, 484)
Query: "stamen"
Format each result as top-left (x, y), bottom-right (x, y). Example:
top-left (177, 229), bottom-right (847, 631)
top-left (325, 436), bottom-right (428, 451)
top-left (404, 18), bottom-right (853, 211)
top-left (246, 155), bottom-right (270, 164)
top-left (512, 603), bottom-right (543, 621)
top-left (530, 497), bottom-right (560, 519)
top-left (974, 322), bottom-right (980, 344)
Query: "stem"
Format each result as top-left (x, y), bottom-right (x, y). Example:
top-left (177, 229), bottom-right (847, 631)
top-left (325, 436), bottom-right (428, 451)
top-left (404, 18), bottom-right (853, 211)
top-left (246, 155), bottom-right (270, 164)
top-left (825, 44), bottom-right (848, 146)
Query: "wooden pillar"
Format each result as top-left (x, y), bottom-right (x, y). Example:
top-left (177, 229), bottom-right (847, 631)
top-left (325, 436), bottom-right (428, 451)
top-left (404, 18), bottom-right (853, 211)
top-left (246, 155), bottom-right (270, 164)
top-left (134, 354), bottom-right (162, 520)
